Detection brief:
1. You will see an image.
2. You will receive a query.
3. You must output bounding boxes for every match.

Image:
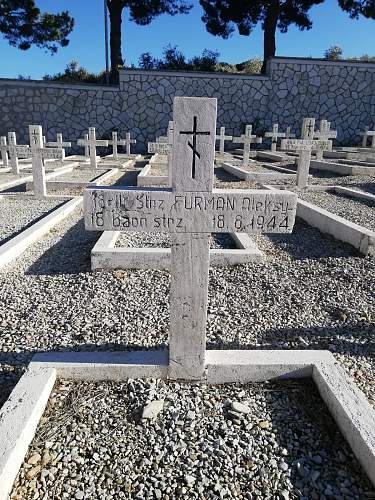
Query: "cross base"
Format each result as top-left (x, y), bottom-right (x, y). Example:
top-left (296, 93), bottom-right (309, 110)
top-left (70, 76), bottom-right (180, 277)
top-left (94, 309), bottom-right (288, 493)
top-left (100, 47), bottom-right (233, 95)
top-left (0, 348), bottom-right (374, 499)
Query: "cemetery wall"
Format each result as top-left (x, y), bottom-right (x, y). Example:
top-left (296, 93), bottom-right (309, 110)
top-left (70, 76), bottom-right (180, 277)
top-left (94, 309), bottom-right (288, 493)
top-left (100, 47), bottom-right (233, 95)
top-left (0, 56), bottom-right (374, 151)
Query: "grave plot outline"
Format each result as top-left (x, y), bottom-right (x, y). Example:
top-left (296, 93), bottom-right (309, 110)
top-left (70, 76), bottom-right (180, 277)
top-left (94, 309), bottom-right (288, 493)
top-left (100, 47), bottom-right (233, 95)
top-left (0, 98), bottom-right (374, 499)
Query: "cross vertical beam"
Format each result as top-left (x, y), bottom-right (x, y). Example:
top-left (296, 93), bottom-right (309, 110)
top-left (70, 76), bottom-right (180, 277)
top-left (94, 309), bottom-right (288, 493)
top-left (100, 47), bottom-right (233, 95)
top-left (29, 125), bottom-right (46, 199)
top-left (169, 97), bottom-right (216, 379)
top-left (0, 137), bottom-right (8, 168)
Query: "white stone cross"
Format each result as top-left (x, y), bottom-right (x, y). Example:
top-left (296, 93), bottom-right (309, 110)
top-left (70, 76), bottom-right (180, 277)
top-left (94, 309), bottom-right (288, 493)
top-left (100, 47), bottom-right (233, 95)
top-left (215, 126), bottom-right (233, 154)
top-left (77, 127), bottom-right (109, 168)
top-left (84, 96), bottom-right (298, 380)
top-left (108, 131), bottom-right (126, 160)
top-left (124, 132), bottom-right (136, 155)
top-left (314, 120), bottom-right (337, 160)
top-left (285, 127), bottom-right (296, 139)
top-left (84, 133), bottom-right (90, 158)
top-left (360, 126), bottom-right (375, 148)
top-left (7, 132), bottom-right (30, 175)
top-left (29, 125), bottom-right (65, 199)
top-left (45, 133), bottom-right (71, 150)
top-left (233, 125), bottom-right (262, 166)
top-left (264, 124), bottom-right (286, 152)
top-left (281, 118), bottom-right (330, 188)
top-left (0, 136), bottom-right (9, 168)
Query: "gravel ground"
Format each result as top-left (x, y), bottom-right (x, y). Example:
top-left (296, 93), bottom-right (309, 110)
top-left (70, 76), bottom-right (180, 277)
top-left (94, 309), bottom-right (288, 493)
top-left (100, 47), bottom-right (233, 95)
top-left (0, 197), bottom-right (63, 244)
top-left (10, 378), bottom-right (374, 499)
top-left (116, 232), bottom-right (236, 249)
top-left (299, 191), bottom-right (375, 230)
top-left (0, 167), bottom-right (374, 495)
top-left (55, 169), bottom-right (105, 182)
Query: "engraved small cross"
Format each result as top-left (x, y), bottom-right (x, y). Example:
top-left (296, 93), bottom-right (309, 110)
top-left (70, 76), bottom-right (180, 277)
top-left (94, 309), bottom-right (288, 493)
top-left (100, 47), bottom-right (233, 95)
top-left (179, 116), bottom-right (210, 179)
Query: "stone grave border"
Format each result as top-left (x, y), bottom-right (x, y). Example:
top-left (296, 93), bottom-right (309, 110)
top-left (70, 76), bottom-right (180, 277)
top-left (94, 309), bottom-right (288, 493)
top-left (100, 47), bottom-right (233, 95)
top-left (256, 150), bottom-right (287, 162)
top-left (0, 196), bottom-right (82, 269)
top-left (25, 167), bottom-right (120, 192)
top-left (0, 162), bottom-right (77, 192)
top-left (137, 162), bottom-right (168, 187)
top-left (104, 153), bottom-right (142, 162)
top-left (221, 162), bottom-right (298, 182)
top-left (308, 159), bottom-right (375, 176)
top-left (263, 185), bottom-right (375, 256)
top-left (0, 348), bottom-right (374, 500)
top-left (90, 230), bottom-right (264, 270)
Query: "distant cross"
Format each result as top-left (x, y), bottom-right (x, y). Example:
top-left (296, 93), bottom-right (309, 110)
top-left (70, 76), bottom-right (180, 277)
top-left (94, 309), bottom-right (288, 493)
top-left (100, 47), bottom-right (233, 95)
top-left (285, 127), bottom-right (296, 139)
top-left (124, 132), bottom-right (136, 155)
top-left (301, 117), bottom-right (316, 140)
top-left (233, 125), bottom-right (262, 167)
top-left (264, 124), bottom-right (286, 152)
top-left (84, 133), bottom-right (90, 158)
top-left (314, 120), bottom-right (337, 160)
top-left (281, 118), bottom-right (330, 188)
top-left (215, 126), bottom-right (233, 154)
top-left (45, 133), bottom-right (71, 150)
top-left (84, 96), bottom-right (298, 380)
top-left (180, 115), bottom-right (210, 179)
top-left (360, 126), bottom-right (375, 148)
top-left (29, 125), bottom-right (65, 199)
top-left (77, 127), bottom-right (109, 168)
top-left (108, 132), bottom-right (126, 159)
top-left (7, 132), bottom-right (30, 175)
top-left (0, 136), bottom-right (9, 168)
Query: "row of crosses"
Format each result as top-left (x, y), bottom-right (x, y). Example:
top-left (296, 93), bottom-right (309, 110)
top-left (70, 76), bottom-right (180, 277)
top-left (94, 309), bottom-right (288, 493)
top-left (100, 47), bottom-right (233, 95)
top-left (0, 128), bottom-right (137, 173)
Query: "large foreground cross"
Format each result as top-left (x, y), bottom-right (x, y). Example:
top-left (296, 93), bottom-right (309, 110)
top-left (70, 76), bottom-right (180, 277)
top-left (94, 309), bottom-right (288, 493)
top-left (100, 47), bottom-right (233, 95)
top-left (84, 97), bottom-right (297, 380)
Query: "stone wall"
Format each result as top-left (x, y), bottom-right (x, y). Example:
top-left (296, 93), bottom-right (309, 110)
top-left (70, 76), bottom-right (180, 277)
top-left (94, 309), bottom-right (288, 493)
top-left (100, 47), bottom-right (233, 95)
top-left (0, 56), bottom-right (374, 152)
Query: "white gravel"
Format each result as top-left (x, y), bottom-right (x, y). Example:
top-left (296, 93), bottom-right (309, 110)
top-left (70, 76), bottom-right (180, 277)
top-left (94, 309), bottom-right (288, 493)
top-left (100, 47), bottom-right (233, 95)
top-left (0, 197), bottom-right (63, 243)
top-left (116, 232), bottom-right (236, 249)
top-left (300, 191), bottom-right (375, 231)
top-left (0, 159), bottom-right (374, 496)
top-left (11, 378), bottom-right (374, 499)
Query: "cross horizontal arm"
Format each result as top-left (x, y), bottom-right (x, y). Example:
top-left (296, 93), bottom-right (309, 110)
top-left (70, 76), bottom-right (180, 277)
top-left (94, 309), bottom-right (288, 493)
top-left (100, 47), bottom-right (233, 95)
top-left (84, 187), bottom-right (297, 234)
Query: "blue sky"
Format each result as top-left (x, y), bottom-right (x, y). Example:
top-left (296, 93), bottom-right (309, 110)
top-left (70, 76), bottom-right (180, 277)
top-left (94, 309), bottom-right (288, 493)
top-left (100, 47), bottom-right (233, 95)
top-left (0, 0), bottom-right (374, 79)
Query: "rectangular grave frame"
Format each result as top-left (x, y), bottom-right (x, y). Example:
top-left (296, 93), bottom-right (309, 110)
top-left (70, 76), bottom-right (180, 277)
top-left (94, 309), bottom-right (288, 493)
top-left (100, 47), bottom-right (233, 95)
top-left (0, 348), bottom-right (374, 500)
top-left (262, 184), bottom-right (375, 256)
top-left (90, 230), bottom-right (264, 270)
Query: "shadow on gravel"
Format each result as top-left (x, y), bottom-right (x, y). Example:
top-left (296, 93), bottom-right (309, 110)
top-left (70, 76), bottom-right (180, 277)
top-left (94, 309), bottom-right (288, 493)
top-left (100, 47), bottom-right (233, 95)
top-left (255, 322), bottom-right (374, 357)
top-left (112, 170), bottom-right (138, 186)
top-left (354, 182), bottom-right (375, 195)
top-left (0, 200), bottom-right (66, 246)
top-left (25, 218), bottom-right (99, 276)
top-left (214, 167), bottom-right (238, 183)
top-left (265, 219), bottom-right (360, 260)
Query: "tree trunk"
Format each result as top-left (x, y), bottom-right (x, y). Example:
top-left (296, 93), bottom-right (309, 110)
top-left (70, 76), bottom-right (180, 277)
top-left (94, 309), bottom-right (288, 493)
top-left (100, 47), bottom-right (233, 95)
top-left (107, 0), bottom-right (124, 77)
top-left (261, 1), bottom-right (279, 74)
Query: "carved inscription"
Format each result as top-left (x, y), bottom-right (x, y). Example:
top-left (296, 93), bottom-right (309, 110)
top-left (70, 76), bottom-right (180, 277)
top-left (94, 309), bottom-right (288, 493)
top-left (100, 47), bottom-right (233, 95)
top-left (148, 142), bottom-right (172, 154)
top-left (281, 139), bottom-right (330, 151)
top-left (84, 188), bottom-right (297, 234)
top-left (31, 148), bottom-right (65, 160)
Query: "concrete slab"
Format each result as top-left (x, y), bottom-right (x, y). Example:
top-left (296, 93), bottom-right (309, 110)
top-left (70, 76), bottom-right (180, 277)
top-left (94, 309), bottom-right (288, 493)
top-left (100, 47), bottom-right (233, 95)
top-left (263, 184), bottom-right (375, 255)
top-left (222, 162), bottom-right (297, 182)
top-left (91, 230), bottom-right (264, 270)
top-left (0, 349), bottom-right (374, 497)
top-left (0, 196), bottom-right (82, 269)
top-left (256, 151), bottom-right (286, 162)
top-left (137, 163), bottom-right (169, 187)
top-left (310, 160), bottom-right (375, 176)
